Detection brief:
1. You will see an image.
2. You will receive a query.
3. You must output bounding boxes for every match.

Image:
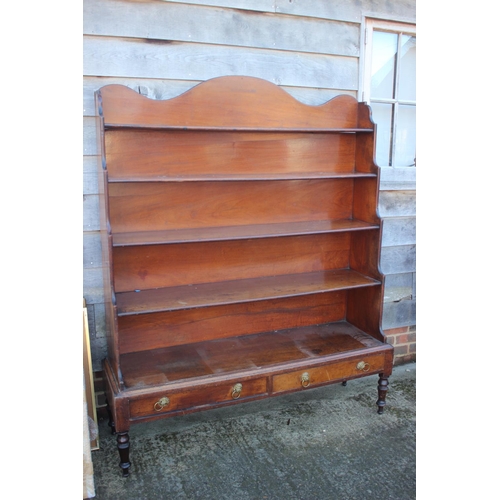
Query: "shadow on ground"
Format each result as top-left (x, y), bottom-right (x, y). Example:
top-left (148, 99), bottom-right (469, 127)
top-left (91, 362), bottom-right (416, 500)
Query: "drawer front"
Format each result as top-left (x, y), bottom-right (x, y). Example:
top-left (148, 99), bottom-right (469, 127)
top-left (272, 353), bottom-right (386, 394)
top-left (130, 377), bottom-right (268, 418)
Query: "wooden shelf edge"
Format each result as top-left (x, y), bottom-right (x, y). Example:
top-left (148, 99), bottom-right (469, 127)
top-left (104, 124), bottom-right (373, 133)
top-left (107, 172), bottom-right (378, 183)
top-left (116, 269), bottom-right (382, 316)
top-left (112, 219), bottom-right (380, 247)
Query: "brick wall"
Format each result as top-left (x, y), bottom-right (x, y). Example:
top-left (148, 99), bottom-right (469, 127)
top-left (385, 325), bottom-right (416, 365)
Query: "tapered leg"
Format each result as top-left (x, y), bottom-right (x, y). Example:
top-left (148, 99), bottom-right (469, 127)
top-left (376, 375), bottom-right (389, 414)
top-left (117, 432), bottom-right (131, 477)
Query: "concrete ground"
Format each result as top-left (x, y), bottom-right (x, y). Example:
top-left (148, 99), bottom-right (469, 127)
top-left (91, 362), bottom-right (416, 500)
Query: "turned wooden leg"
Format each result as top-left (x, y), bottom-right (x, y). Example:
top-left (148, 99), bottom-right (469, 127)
top-left (105, 399), bottom-right (116, 435)
top-left (117, 432), bottom-right (131, 477)
top-left (376, 375), bottom-right (389, 414)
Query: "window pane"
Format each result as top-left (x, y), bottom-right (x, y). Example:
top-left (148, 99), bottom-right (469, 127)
top-left (371, 102), bottom-right (393, 166)
top-left (399, 35), bottom-right (416, 101)
top-left (394, 105), bottom-right (416, 166)
top-left (371, 31), bottom-right (398, 99)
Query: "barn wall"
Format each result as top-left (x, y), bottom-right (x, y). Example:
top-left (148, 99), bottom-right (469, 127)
top-left (83, 0), bottom-right (416, 369)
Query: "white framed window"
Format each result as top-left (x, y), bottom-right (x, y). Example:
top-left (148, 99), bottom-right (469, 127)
top-left (362, 19), bottom-right (416, 168)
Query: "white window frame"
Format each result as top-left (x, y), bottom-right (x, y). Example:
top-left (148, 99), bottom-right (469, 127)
top-left (361, 18), bottom-right (416, 185)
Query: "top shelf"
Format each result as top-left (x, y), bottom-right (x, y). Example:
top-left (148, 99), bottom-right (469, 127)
top-left (97, 79), bottom-right (375, 132)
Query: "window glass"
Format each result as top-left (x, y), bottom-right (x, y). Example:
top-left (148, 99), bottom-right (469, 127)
top-left (399, 35), bottom-right (416, 101)
top-left (371, 31), bottom-right (398, 99)
top-left (371, 102), bottom-right (393, 167)
top-left (365, 23), bottom-right (416, 167)
top-left (394, 105), bottom-right (416, 166)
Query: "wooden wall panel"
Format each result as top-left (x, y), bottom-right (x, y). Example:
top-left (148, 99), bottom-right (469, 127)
top-left (118, 0), bottom-right (277, 17)
top-left (83, 156), bottom-right (98, 196)
top-left (379, 190), bottom-right (416, 217)
top-left (83, 116), bottom-right (96, 155)
top-left (380, 167), bottom-right (416, 191)
top-left (157, 0), bottom-right (416, 24)
top-left (274, 0), bottom-right (416, 23)
top-left (83, 232), bottom-right (102, 269)
top-left (83, 194), bottom-right (99, 232)
top-left (380, 245), bottom-right (416, 275)
top-left (83, 267), bottom-right (105, 305)
top-left (83, 36), bottom-right (358, 90)
top-left (384, 273), bottom-right (413, 303)
top-left (84, 0), bottom-right (360, 57)
top-left (382, 299), bottom-right (416, 330)
top-left (381, 217), bottom-right (416, 247)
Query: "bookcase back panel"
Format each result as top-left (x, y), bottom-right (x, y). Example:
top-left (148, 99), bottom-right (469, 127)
top-left (118, 291), bottom-right (346, 353)
top-left (112, 232), bottom-right (351, 292)
top-left (104, 130), bottom-right (356, 179)
top-left (108, 179), bottom-right (354, 233)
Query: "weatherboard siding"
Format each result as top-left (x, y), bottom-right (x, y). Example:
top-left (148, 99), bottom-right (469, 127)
top-left (83, 0), bottom-right (416, 368)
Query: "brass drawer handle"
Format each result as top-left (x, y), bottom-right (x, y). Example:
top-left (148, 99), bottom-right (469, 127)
top-left (301, 372), bottom-right (310, 388)
top-left (356, 361), bottom-right (370, 372)
top-left (154, 396), bottom-right (170, 411)
top-left (232, 383), bottom-right (243, 399)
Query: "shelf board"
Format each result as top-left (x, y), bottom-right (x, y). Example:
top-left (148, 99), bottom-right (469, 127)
top-left (116, 269), bottom-right (381, 316)
top-left (119, 321), bottom-right (386, 389)
top-left (105, 124), bottom-right (374, 133)
top-left (112, 219), bottom-right (379, 247)
top-left (107, 171), bottom-right (378, 182)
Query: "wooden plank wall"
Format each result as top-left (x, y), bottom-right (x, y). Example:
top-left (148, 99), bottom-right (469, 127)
top-left (83, 0), bottom-right (416, 369)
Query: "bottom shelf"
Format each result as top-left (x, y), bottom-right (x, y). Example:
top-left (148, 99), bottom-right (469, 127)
top-left (120, 321), bottom-right (388, 389)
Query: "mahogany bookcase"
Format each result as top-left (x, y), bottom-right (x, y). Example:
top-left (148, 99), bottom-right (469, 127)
top-left (95, 76), bottom-right (394, 476)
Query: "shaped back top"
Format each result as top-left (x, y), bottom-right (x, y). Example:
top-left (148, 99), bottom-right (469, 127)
top-left (96, 76), bottom-right (372, 131)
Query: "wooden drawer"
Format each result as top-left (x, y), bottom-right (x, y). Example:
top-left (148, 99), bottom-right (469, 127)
top-left (272, 353), bottom-right (386, 394)
top-left (130, 377), bottom-right (268, 418)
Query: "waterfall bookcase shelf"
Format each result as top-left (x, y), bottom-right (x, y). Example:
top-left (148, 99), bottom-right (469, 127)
top-left (96, 76), bottom-right (394, 477)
